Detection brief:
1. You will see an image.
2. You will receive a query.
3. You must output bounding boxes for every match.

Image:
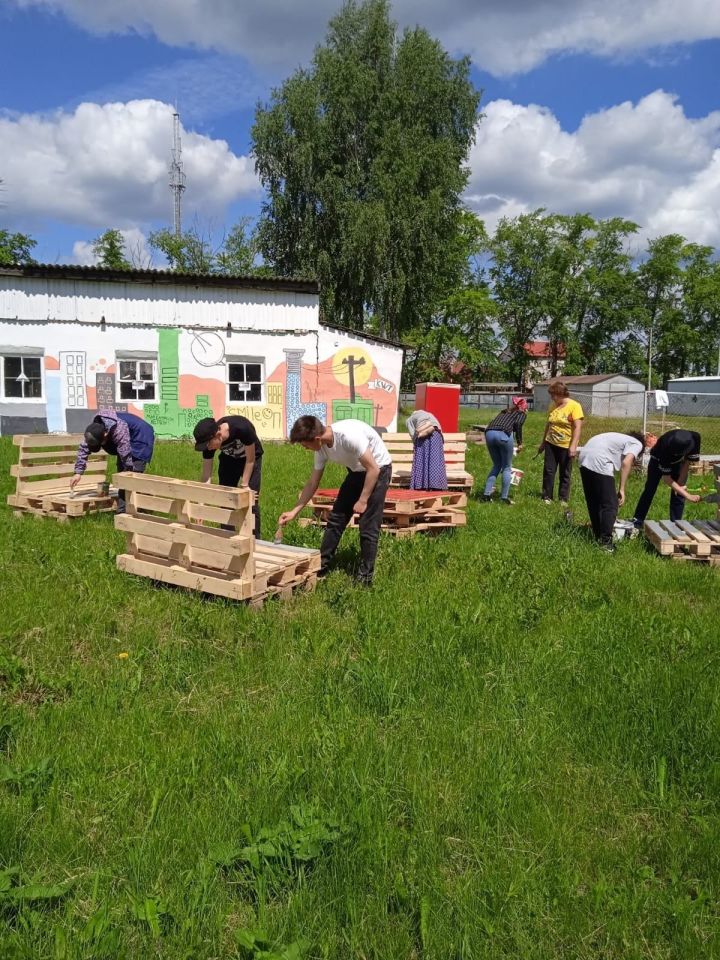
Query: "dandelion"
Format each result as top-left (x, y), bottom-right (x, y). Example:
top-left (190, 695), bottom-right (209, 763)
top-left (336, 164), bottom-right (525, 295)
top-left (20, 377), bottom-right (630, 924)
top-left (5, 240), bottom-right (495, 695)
top-left (118, 652), bottom-right (129, 659)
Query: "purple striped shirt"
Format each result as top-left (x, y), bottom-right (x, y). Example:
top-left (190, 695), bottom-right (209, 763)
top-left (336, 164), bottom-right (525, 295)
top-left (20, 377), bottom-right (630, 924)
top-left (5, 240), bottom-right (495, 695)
top-left (74, 410), bottom-right (133, 474)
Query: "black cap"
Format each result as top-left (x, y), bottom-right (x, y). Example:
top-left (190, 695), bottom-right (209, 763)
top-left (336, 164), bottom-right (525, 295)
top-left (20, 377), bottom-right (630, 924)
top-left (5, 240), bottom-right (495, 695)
top-left (193, 417), bottom-right (219, 451)
top-left (84, 422), bottom-right (106, 452)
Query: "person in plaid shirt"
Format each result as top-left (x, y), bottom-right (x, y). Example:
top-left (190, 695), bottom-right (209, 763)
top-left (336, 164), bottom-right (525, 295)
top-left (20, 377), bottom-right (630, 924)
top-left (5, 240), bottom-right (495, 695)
top-left (72, 410), bottom-right (155, 513)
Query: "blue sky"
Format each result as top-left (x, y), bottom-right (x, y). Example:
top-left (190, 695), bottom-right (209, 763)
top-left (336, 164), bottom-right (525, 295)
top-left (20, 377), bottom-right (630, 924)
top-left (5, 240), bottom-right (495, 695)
top-left (1, 0), bottom-right (719, 263)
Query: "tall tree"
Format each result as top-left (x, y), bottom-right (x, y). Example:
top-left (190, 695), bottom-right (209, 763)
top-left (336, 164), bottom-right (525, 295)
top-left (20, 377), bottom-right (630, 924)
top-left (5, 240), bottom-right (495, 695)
top-left (633, 234), bottom-right (687, 387)
top-left (252, 0), bottom-right (480, 336)
top-left (0, 229), bottom-right (36, 266)
top-left (92, 229), bottom-right (131, 269)
top-left (149, 219), bottom-right (258, 275)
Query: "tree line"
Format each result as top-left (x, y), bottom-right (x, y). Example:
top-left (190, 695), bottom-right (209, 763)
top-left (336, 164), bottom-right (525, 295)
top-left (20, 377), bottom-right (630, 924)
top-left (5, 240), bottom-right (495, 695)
top-left (2, 0), bottom-right (718, 388)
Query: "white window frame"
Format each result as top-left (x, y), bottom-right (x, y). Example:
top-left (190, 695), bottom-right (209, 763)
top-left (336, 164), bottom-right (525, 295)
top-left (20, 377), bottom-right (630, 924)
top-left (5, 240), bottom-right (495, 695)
top-left (116, 355), bottom-right (158, 403)
top-left (226, 357), bottom-right (265, 404)
top-left (0, 352), bottom-right (45, 403)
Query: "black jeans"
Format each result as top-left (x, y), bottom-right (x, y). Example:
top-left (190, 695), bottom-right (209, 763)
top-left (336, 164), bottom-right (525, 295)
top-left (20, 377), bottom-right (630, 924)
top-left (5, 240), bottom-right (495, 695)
top-left (218, 454), bottom-right (262, 538)
top-left (116, 458), bottom-right (148, 514)
top-left (580, 466), bottom-right (617, 545)
top-left (633, 458), bottom-right (685, 526)
top-left (320, 464), bottom-right (392, 584)
top-left (542, 442), bottom-right (573, 501)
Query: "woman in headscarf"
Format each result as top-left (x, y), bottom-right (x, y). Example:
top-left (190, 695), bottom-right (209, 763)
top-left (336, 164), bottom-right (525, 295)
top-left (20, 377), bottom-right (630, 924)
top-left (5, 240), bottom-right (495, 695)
top-left (481, 396), bottom-right (528, 504)
top-left (406, 409), bottom-right (448, 491)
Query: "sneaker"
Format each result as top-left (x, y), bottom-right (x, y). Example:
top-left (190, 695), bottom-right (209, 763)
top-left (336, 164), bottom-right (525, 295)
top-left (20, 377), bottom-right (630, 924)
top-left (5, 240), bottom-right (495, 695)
top-left (481, 494), bottom-right (492, 502)
top-left (560, 500), bottom-right (569, 507)
top-left (501, 497), bottom-right (514, 505)
top-left (600, 542), bottom-right (616, 554)
top-left (542, 497), bottom-right (552, 504)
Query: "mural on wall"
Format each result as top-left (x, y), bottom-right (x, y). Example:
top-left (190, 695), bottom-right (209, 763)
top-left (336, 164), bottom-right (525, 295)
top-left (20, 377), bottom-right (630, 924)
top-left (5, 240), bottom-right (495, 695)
top-left (227, 381), bottom-right (285, 440)
top-left (35, 330), bottom-right (399, 440)
top-left (143, 328), bottom-right (222, 437)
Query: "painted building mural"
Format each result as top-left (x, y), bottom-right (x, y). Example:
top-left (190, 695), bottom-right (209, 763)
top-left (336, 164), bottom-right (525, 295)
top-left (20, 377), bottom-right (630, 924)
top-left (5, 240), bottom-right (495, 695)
top-left (0, 269), bottom-right (404, 439)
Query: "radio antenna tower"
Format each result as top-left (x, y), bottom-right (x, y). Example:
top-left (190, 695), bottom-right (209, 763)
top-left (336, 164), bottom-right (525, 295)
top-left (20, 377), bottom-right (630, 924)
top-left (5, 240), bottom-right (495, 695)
top-left (169, 111), bottom-right (186, 238)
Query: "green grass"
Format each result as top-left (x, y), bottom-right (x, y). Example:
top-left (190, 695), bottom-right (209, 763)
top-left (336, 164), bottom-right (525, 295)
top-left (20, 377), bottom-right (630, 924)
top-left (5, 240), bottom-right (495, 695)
top-left (1, 421), bottom-right (719, 959)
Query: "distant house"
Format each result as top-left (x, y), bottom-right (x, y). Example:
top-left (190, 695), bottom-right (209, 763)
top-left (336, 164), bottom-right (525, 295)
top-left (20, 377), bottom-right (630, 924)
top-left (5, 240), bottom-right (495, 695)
top-left (533, 374), bottom-right (644, 416)
top-left (500, 341), bottom-right (566, 388)
top-left (667, 376), bottom-right (720, 416)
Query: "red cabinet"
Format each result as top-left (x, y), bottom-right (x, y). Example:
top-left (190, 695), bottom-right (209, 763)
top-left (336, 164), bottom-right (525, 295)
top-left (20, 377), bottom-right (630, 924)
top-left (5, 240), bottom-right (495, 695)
top-left (414, 382), bottom-right (461, 433)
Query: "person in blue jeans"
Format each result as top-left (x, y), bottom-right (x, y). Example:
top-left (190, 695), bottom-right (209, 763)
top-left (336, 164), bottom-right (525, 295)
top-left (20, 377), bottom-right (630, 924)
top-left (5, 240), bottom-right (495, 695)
top-left (482, 397), bottom-right (527, 504)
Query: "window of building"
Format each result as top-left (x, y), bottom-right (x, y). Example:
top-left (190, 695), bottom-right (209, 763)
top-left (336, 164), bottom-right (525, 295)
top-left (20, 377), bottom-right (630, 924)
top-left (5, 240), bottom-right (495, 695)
top-left (227, 359), bottom-right (264, 403)
top-left (1, 355), bottom-right (43, 400)
top-left (117, 357), bottom-right (157, 401)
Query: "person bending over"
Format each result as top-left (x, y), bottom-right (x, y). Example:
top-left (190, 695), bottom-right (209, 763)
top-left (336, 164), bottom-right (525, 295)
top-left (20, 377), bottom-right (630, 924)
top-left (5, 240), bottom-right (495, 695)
top-left (631, 428), bottom-right (701, 529)
top-left (279, 417), bottom-right (392, 586)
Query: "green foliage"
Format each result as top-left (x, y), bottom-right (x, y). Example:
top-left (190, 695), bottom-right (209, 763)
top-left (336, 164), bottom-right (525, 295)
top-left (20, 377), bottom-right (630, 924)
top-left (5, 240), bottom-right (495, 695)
top-left (236, 928), bottom-right (309, 959)
top-left (149, 218), bottom-right (259, 276)
top-left (252, 0), bottom-right (480, 335)
top-left (0, 867), bottom-right (75, 908)
top-left (91, 229), bottom-right (130, 270)
top-left (0, 229), bottom-right (36, 266)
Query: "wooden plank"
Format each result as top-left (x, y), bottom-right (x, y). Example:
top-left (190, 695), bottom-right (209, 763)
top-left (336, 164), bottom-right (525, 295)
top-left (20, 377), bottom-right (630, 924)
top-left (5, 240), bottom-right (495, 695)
top-left (644, 520), bottom-right (675, 555)
top-left (117, 554), bottom-right (254, 601)
top-left (693, 521), bottom-right (720, 543)
top-left (14, 477), bottom-right (101, 495)
top-left (112, 472), bottom-right (253, 510)
top-left (382, 432), bottom-right (467, 442)
top-left (11, 461), bottom-right (107, 478)
top-left (675, 520), bottom-right (712, 544)
top-left (126, 492), bottom-right (251, 530)
top-left (13, 434), bottom-right (85, 448)
top-left (18, 449), bottom-right (90, 463)
top-left (115, 513), bottom-right (253, 558)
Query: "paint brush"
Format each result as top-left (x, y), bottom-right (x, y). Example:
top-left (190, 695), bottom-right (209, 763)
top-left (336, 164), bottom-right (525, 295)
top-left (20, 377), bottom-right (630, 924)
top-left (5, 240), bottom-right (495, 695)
top-left (273, 524), bottom-right (284, 544)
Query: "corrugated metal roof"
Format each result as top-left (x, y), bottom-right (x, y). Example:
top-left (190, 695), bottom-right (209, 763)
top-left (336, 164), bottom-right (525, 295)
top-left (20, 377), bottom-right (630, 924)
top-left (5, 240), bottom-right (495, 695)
top-left (668, 376), bottom-right (720, 383)
top-left (0, 262), bottom-right (318, 295)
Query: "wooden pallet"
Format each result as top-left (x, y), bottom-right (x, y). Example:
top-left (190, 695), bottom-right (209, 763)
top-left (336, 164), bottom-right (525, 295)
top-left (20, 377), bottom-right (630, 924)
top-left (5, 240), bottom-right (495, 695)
top-left (644, 519), bottom-right (720, 564)
top-left (301, 486), bottom-right (466, 537)
top-left (114, 473), bottom-right (320, 606)
top-left (382, 432), bottom-right (474, 491)
top-left (7, 433), bottom-right (114, 521)
top-left (688, 458), bottom-right (720, 477)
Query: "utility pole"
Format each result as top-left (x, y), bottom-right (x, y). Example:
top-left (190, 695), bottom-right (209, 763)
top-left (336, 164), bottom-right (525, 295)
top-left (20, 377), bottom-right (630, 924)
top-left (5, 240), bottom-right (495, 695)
top-left (169, 111), bottom-right (186, 239)
top-left (342, 355), bottom-right (366, 404)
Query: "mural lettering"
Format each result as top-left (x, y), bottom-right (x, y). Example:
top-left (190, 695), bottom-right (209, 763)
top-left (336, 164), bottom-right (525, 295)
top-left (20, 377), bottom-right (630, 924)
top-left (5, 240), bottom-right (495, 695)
top-left (367, 378), bottom-right (394, 393)
top-left (227, 383), bottom-right (285, 440)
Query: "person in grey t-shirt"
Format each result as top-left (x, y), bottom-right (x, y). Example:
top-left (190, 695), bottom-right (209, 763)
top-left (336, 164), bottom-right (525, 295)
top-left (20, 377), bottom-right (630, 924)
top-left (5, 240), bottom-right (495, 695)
top-left (577, 430), bottom-right (649, 550)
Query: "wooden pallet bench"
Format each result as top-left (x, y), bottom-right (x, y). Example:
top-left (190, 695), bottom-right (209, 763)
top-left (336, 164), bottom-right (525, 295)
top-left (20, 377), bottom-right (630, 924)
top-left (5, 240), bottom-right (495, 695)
top-left (114, 472), bottom-right (320, 606)
top-left (382, 432), bottom-right (474, 491)
top-left (689, 458), bottom-right (720, 477)
top-left (301, 487), bottom-right (467, 537)
top-left (644, 519), bottom-right (720, 565)
top-left (7, 434), bottom-right (114, 521)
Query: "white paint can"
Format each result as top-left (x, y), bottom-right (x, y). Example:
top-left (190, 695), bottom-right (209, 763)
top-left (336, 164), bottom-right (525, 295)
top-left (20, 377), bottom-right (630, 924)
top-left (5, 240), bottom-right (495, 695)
top-left (613, 519), bottom-right (636, 541)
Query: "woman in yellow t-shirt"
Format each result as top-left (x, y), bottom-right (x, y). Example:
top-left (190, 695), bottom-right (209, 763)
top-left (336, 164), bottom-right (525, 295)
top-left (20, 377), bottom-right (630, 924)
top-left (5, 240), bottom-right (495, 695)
top-left (538, 379), bottom-right (584, 504)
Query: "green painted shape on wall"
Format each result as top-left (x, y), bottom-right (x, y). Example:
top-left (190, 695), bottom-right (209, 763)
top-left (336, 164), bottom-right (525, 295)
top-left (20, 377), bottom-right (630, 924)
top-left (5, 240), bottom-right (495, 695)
top-left (144, 328), bottom-right (211, 438)
top-left (332, 399), bottom-right (374, 425)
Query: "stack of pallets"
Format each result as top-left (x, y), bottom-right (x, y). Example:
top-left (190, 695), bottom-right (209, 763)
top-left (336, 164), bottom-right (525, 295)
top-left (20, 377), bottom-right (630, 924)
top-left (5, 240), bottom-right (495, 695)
top-left (644, 519), bottom-right (720, 566)
top-left (382, 432), bottom-right (474, 492)
top-left (114, 472), bottom-right (320, 606)
top-left (7, 433), bottom-right (115, 522)
top-left (689, 457), bottom-right (720, 477)
top-left (300, 487), bottom-right (467, 538)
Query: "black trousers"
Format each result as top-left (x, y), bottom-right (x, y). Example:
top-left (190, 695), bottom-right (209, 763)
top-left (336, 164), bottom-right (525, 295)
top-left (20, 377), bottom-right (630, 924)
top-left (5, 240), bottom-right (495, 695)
top-left (320, 464), bottom-right (392, 584)
top-left (542, 442), bottom-right (573, 501)
top-left (218, 454), bottom-right (262, 538)
top-left (633, 458), bottom-right (685, 525)
top-left (580, 466), bottom-right (617, 545)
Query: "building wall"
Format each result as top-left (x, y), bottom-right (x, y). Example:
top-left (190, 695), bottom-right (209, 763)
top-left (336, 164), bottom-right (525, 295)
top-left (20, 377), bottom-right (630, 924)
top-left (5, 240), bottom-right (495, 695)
top-left (0, 278), bottom-right (403, 438)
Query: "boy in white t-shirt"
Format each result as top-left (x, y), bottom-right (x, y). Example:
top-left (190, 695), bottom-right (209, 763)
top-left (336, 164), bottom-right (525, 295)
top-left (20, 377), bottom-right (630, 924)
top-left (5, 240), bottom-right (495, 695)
top-left (279, 417), bottom-right (392, 585)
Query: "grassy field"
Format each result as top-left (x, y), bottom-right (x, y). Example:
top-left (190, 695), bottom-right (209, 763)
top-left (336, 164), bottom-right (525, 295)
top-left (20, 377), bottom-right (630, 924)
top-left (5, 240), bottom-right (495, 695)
top-left (1, 415), bottom-right (719, 959)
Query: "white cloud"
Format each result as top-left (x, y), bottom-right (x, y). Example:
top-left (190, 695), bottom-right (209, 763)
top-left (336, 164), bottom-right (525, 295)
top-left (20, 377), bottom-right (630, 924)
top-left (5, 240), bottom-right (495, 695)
top-left (71, 227), bottom-right (153, 267)
top-left (465, 91), bottom-right (720, 246)
top-left (8, 0), bottom-right (720, 75)
top-left (0, 99), bottom-right (258, 230)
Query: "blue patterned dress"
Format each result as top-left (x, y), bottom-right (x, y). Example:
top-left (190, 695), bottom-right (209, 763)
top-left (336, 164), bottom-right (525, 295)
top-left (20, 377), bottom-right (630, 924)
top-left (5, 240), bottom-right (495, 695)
top-left (410, 430), bottom-right (448, 490)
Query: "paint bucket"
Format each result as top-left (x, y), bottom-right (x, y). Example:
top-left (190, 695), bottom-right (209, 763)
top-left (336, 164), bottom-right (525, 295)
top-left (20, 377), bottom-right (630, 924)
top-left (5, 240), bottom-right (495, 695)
top-left (613, 519), bottom-right (636, 541)
top-left (510, 468), bottom-right (524, 486)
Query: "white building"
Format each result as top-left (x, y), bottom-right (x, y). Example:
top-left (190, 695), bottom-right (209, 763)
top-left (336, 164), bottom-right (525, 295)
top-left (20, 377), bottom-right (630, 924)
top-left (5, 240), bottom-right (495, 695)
top-left (0, 264), bottom-right (404, 438)
top-left (667, 376), bottom-right (720, 416)
top-left (533, 374), bottom-right (645, 416)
